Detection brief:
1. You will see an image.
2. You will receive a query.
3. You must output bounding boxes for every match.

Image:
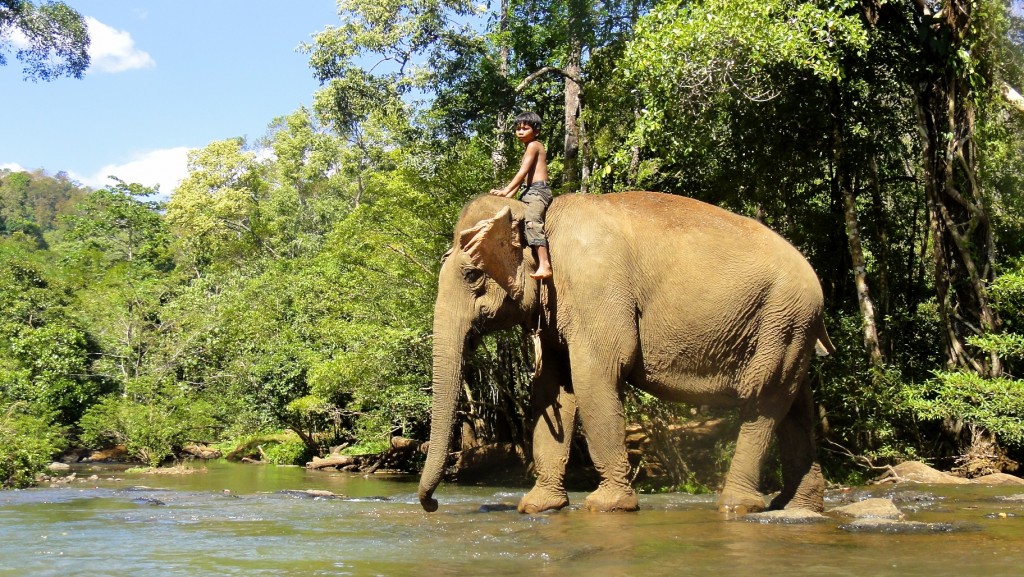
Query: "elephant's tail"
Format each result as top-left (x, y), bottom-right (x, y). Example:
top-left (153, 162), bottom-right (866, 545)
top-left (813, 316), bottom-right (836, 357)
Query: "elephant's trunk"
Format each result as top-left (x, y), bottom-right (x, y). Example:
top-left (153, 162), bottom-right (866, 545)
top-left (418, 296), bottom-right (472, 512)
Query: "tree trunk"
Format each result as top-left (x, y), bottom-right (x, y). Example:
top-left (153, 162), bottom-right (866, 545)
top-left (832, 88), bottom-right (884, 365)
top-left (842, 181), bottom-right (884, 366)
top-left (563, 35), bottom-right (582, 191)
top-left (866, 155), bottom-right (892, 336)
top-left (492, 0), bottom-right (510, 176)
top-left (913, 0), bottom-right (1001, 376)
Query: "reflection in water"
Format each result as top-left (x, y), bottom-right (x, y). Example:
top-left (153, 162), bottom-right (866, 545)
top-left (1, 461), bottom-right (1023, 576)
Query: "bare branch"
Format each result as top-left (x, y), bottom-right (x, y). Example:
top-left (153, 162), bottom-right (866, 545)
top-left (515, 66), bottom-right (581, 92)
top-left (1000, 81), bottom-right (1024, 114)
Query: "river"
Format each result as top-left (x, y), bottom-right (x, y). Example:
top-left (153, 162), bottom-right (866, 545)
top-left (1, 461), bottom-right (1023, 576)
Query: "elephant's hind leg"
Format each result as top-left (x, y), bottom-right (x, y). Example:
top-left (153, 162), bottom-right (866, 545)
top-left (768, 378), bottom-right (824, 512)
top-left (717, 412), bottom-right (776, 514)
top-left (519, 354), bottom-right (575, 514)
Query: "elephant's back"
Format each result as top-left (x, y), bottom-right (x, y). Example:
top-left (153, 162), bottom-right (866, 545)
top-left (548, 191), bottom-right (810, 270)
top-left (547, 191), bottom-right (824, 317)
top-left (552, 191), bottom-right (772, 238)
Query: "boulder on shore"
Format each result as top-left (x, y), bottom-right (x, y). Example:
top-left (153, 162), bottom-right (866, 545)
top-left (873, 461), bottom-right (972, 485)
top-left (873, 461), bottom-right (1024, 485)
top-left (306, 455), bottom-right (358, 470)
top-left (181, 445), bottom-right (222, 460)
top-left (972, 472), bottom-right (1024, 486)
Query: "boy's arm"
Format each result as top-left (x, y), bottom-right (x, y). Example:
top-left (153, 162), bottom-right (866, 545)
top-left (490, 141), bottom-right (542, 197)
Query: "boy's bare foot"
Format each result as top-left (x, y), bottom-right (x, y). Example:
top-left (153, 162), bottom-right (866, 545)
top-left (531, 246), bottom-right (552, 280)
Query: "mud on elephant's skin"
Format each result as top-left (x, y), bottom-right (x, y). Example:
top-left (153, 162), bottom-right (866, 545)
top-left (418, 191), bottom-right (833, 515)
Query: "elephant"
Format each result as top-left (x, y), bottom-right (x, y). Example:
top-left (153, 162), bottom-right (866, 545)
top-left (417, 191), bottom-right (833, 514)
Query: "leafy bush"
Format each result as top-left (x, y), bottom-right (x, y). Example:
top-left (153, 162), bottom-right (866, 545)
top-left (905, 371), bottom-right (1024, 448)
top-left (222, 431), bottom-right (310, 464)
top-left (78, 386), bottom-right (218, 467)
top-left (967, 332), bottom-right (1024, 361)
top-left (989, 269), bottom-right (1024, 332)
top-left (261, 439), bottom-right (310, 465)
top-left (815, 312), bottom-right (922, 482)
top-left (0, 249), bottom-right (101, 424)
top-left (0, 404), bottom-right (66, 488)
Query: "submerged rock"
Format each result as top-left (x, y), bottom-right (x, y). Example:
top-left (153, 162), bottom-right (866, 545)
top-left (131, 498), bottom-right (166, 506)
top-left (839, 518), bottom-right (965, 534)
top-left (884, 489), bottom-right (942, 504)
top-left (477, 503), bottom-right (518, 513)
top-left (831, 498), bottom-right (904, 520)
top-left (743, 509), bottom-right (828, 524)
top-left (277, 489), bottom-right (344, 499)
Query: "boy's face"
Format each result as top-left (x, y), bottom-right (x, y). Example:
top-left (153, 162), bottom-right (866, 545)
top-left (515, 122), bottom-right (537, 143)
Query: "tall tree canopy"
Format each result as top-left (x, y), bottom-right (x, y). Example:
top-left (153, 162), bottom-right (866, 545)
top-left (0, 0), bottom-right (89, 81)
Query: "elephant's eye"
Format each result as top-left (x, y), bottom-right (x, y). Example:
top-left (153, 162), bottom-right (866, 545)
top-left (463, 268), bottom-right (484, 284)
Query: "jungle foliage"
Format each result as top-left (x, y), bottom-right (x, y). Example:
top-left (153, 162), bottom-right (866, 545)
top-left (3, 0), bottom-right (1024, 488)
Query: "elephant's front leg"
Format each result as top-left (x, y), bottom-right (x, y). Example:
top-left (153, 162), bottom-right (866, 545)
top-left (519, 355), bottom-right (576, 514)
top-left (572, 357), bottom-right (639, 512)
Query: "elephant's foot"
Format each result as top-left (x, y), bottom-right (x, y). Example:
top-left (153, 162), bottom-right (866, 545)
top-left (583, 484), bottom-right (639, 512)
top-left (768, 488), bottom-right (825, 513)
top-left (717, 491), bottom-right (766, 515)
top-left (769, 464), bottom-right (825, 513)
top-left (518, 486), bottom-right (569, 514)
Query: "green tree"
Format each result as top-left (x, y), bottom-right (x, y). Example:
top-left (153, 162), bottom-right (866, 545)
top-left (78, 380), bottom-right (218, 467)
top-left (166, 138), bottom-right (273, 274)
top-left (0, 0), bottom-right (89, 81)
top-left (57, 180), bottom-right (175, 389)
top-left (0, 403), bottom-right (66, 487)
top-left (258, 107), bottom-right (356, 255)
top-left (60, 178), bottom-right (171, 268)
top-left (0, 241), bottom-right (99, 423)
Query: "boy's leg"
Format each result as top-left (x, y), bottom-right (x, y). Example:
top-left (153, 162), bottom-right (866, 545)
top-left (531, 245), bottom-right (552, 279)
top-left (522, 188), bottom-right (552, 279)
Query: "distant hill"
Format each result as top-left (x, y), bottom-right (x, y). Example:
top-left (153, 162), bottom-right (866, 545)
top-left (0, 169), bottom-right (92, 245)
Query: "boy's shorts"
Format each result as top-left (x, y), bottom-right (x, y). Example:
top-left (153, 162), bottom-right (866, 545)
top-left (519, 181), bottom-right (552, 247)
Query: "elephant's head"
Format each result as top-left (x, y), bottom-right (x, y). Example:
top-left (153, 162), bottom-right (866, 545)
top-left (418, 196), bottom-right (540, 512)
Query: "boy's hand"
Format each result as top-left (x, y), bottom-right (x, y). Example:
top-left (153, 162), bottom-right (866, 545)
top-left (489, 188), bottom-right (511, 197)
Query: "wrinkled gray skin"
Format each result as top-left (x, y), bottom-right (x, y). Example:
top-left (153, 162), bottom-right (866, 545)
top-left (418, 191), bottom-right (832, 514)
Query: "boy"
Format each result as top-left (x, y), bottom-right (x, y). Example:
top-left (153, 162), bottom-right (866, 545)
top-left (490, 111), bottom-right (553, 280)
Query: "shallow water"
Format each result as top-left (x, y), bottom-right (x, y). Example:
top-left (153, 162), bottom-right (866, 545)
top-left (2, 462), bottom-right (1023, 576)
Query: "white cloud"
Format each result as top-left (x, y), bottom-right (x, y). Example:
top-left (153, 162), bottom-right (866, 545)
top-left (8, 29), bottom-right (30, 49)
top-left (1, 162), bottom-right (27, 172)
top-left (72, 147), bottom-right (191, 198)
top-left (85, 17), bottom-right (155, 73)
top-left (6, 17), bottom-right (153, 74)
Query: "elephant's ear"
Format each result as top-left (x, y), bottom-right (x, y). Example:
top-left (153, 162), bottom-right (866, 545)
top-left (459, 206), bottom-right (524, 299)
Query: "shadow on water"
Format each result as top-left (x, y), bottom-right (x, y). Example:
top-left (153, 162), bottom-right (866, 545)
top-left (2, 461), bottom-right (1023, 576)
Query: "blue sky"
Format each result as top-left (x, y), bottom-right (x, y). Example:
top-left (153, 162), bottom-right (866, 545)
top-left (1, 1), bottom-right (340, 194)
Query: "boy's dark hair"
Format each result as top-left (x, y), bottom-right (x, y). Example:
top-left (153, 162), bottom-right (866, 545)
top-left (515, 111), bottom-right (542, 133)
